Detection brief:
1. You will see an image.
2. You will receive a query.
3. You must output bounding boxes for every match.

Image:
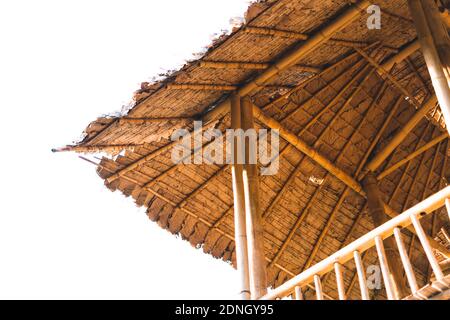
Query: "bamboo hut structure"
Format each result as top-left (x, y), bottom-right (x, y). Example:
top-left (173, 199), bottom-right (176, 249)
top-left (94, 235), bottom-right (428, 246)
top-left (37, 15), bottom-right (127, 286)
top-left (55, 0), bottom-right (450, 300)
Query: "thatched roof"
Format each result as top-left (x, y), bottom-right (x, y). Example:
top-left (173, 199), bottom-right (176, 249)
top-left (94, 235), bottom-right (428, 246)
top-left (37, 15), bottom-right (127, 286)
top-left (60, 0), bottom-right (450, 299)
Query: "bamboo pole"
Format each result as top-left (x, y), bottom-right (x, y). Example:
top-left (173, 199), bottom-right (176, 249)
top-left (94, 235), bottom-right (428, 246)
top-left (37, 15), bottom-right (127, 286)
top-left (365, 95), bottom-right (438, 172)
top-left (374, 236), bottom-right (398, 300)
top-left (408, 0), bottom-right (450, 135)
top-left (334, 262), bottom-right (346, 300)
top-left (422, 0), bottom-right (450, 82)
top-left (243, 26), bottom-right (308, 40)
top-left (118, 117), bottom-right (192, 124)
top-left (230, 94), bottom-right (251, 300)
top-left (294, 286), bottom-right (304, 300)
top-left (200, 61), bottom-right (269, 70)
top-left (354, 46), bottom-right (422, 109)
top-left (377, 133), bottom-right (448, 180)
top-left (381, 40), bottom-right (420, 71)
top-left (167, 84), bottom-right (237, 91)
top-left (353, 250), bottom-right (370, 300)
top-left (410, 214), bottom-right (445, 281)
top-left (202, 0), bottom-right (372, 123)
top-left (52, 144), bottom-right (143, 153)
top-left (446, 198), bottom-right (450, 221)
top-left (241, 97), bottom-right (267, 299)
top-left (393, 227), bottom-right (419, 295)
top-left (252, 106), bottom-right (364, 195)
top-left (314, 275), bottom-right (324, 300)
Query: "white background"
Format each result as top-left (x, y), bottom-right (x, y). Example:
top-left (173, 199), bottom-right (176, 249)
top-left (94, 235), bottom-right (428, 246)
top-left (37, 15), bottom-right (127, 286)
top-left (0, 0), bottom-right (250, 299)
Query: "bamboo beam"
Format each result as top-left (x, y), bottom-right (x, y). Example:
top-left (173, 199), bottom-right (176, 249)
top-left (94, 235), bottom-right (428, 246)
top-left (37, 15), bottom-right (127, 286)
top-left (118, 117), bottom-right (192, 124)
top-left (365, 95), bottom-right (438, 172)
top-left (202, 0), bottom-right (372, 123)
top-left (381, 40), bottom-right (420, 71)
top-left (52, 144), bottom-right (143, 153)
top-left (409, 0), bottom-right (450, 135)
top-left (252, 106), bottom-right (364, 195)
top-left (422, 0), bottom-right (450, 81)
top-left (241, 97), bottom-right (267, 299)
top-left (354, 46), bottom-right (422, 109)
top-left (230, 94), bottom-right (250, 300)
top-left (406, 58), bottom-right (431, 95)
top-left (377, 133), bottom-right (448, 180)
top-left (243, 26), bottom-right (308, 40)
top-left (167, 84), bottom-right (237, 91)
top-left (200, 60), bottom-right (322, 73)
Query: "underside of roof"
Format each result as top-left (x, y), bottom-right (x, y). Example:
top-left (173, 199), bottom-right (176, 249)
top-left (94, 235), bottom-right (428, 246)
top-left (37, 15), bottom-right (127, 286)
top-left (63, 0), bottom-right (450, 299)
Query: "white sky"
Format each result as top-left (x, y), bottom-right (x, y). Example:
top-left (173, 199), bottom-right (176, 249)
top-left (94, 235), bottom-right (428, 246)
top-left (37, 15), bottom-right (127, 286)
top-left (0, 0), bottom-right (251, 299)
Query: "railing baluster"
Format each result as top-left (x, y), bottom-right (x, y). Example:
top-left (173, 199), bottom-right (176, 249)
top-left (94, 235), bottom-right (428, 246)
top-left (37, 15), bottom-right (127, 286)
top-left (334, 262), bottom-right (346, 300)
top-left (445, 198), bottom-right (450, 220)
top-left (374, 236), bottom-right (398, 300)
top-left (410, 214), bottom-right (444, 281)
top-left (314, 275), bottom-right (324, 300)
top-left (393, 227), bottom-right (419, 294)
top-left (294, 286), bottom-right (304, 300)
top-left (353, 250), bottom-right (370, 300)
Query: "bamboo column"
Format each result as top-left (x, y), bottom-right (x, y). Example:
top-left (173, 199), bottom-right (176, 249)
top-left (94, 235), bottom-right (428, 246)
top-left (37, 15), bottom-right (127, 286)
top-left (408, 0), bottom-right (450, 135)
top-left (230, 94), bottom-right (251, 300)
top-left (362, 173), bottom-right (409, 299)
top-left (241, 97), bottom-right (267, 299)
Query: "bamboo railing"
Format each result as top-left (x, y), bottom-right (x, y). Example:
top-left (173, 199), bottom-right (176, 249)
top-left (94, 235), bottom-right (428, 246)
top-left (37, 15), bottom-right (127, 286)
top-left (261, 186), bottom-right (450, 300)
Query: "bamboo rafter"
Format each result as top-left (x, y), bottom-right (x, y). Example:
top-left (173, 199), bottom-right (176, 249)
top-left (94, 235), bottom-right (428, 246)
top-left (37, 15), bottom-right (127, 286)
top-left (354, 46), bottom-right (424, 109)
top-left (52, 144), bottom-right (144, 153)
top-left (377, 133), bottom-right (448, 180)
top-left (118, 116), bottom-right (192, 124)
top-left (199, 61), bottom-right (321, 73)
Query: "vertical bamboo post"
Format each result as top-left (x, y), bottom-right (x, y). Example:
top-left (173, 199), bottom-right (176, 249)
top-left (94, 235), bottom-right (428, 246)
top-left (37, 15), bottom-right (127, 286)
top-left (353, 251), bottom-right (370, 300)
top-left (410, 214), bottom-right (444, 281)
top-left (422, 0), bottom-right (450, 82)
top-left (230, 94), bottom-right (251, 300)
top-left (393, 228), bottom-right (419, 295)
top-left (241, 97), bottom-right (267, 299)
top-left (362, 173), bottom-right (409, 298)
top-left (374, 236), bottom-right (398, 300)
top-left (408, 0), bottom-right (450, 135)
top-left (334, 262), bottom-right (346, 300)
top-left (314, 275), bottom-right (324, 300)
top-left (294, 286), bottom-right (304, 300)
